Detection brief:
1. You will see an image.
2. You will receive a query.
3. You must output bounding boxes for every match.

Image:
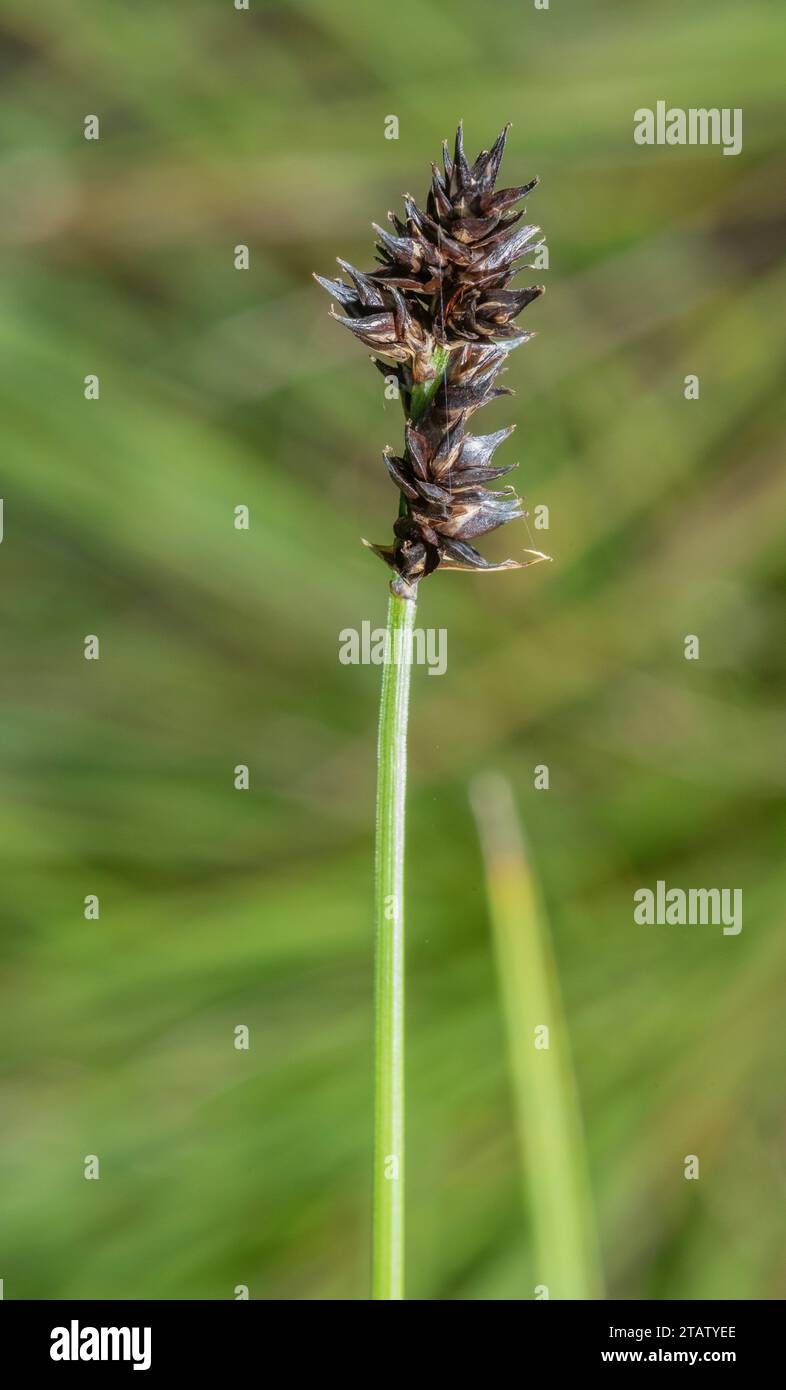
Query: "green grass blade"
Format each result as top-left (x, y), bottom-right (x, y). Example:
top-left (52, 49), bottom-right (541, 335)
top-left (470, 772), bottom-right (604, 1300)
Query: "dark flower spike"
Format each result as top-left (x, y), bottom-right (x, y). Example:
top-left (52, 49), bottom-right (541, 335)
top-left (315, 123), bottom-right (550, 597)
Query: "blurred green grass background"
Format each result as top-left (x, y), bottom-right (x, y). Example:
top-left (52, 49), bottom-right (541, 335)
top-left (1, 0), bottom-right (785, 1299)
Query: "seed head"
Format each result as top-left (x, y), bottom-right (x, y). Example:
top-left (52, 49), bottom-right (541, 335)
top-left (315, 123), bottom-right (549, 598)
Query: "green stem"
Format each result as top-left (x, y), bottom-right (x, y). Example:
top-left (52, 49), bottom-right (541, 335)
top-left (408, 343), bottom-right (451, 425)
top-left (371, 341), bottom-right (446, 1295)
top-left (373, 589), bottom-right (416, 1300)
top-left (400, 344), bottom-right (451, 516)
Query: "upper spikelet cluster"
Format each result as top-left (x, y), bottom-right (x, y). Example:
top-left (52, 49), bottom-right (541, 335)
top-left (315, 122), bottom-right (548, 598)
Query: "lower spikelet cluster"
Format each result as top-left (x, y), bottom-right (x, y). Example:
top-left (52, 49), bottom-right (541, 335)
top-left (315, 122), bottom-right (548, 598)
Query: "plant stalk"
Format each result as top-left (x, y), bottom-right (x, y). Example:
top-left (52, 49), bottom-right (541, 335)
top-left (372, 589), bottom-right (416, 1300)
top-left (408, 343), bottom-right (451, 423)
top-left (371, 344), bottom-right (446, 1299)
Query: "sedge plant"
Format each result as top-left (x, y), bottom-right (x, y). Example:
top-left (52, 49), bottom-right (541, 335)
top-left (315, 123), bottom-right (549, 1300)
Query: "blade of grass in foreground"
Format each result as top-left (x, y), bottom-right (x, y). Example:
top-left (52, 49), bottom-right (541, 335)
top-left (470, 772), bottom-right (604, 1300)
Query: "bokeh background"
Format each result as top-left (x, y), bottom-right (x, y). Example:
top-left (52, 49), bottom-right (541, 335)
top-left (1, 0), bottom-right (785, 1300)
